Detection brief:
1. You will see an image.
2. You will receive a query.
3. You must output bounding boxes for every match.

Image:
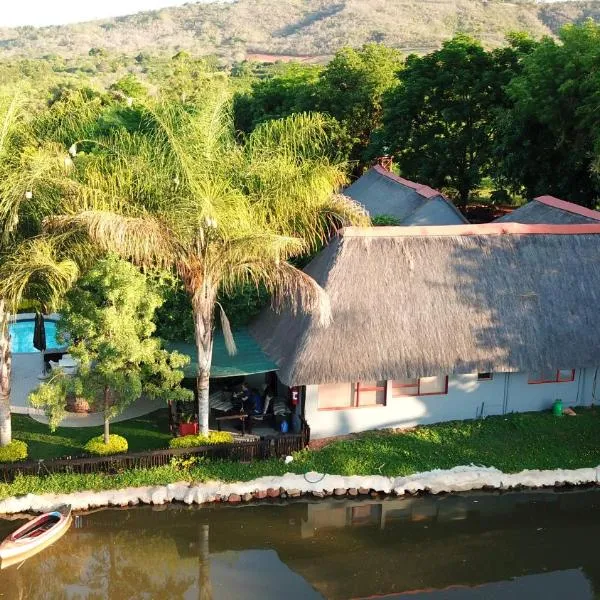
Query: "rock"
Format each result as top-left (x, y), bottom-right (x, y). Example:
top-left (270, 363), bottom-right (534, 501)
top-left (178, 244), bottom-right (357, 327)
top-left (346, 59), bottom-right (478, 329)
top-left (288, 489), bottom-right (301, 498)
top-left (334, 488), bottom-right (346, 496)
top-left (255, 490), bottom-right (267, 499)
top-left (312, 491), bottom-right (324, 498)
top-left (242, 493), bottom-right (253, 502)
top-left (228, 494), bottom-right (242, 503)
top-left (370, 491), bottom-right (379, 498)
top-left (358, 488), bottom-right (370, 495)
top-left (267, 488), bottom-right (280, 498)
top-left (348, 488), bottom-right (358, 497)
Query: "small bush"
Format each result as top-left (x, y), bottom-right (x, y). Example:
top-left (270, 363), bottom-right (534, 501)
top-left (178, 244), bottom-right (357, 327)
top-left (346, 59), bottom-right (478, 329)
top-left (0, 440), bottom-right (28, 463)
top-left (169, 431), bottom-right (234, 449)
top-left (85, 434), bottom-right (128, 456)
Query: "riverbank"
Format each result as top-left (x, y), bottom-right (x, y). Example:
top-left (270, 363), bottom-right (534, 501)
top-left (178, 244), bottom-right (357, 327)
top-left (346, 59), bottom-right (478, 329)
top-left (2, 410), bottom-right (600, 510)
top-left (1, 464), bottom-right (599, 514)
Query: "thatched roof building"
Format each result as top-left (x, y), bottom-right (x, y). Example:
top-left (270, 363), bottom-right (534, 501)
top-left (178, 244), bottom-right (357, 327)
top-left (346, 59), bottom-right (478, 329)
top-left (345, 165), bottom-right (468, 225)
top-left (496, 195), bottom-right (600, 224)
top-left (251, 223), bottom-right (600, 386)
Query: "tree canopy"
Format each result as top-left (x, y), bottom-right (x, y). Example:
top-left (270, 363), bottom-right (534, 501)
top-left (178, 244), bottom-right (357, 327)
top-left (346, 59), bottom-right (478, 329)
top-left (30, 255), bottom-right (192, 441)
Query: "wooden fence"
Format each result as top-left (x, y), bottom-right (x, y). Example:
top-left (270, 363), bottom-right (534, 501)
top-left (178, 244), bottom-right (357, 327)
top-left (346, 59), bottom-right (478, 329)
top-left (0, 426), bottom-right (310, 483)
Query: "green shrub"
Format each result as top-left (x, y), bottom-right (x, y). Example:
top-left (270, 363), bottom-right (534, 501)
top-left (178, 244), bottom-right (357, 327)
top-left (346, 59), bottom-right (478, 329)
top-left (84, 434), bottom-right (128, 456)
top-left (0, 440), bottom-right (28, 463)
top-left (169, 431), bottom-right (234, 449)
top-left (371, 214), bottom-right (401, 226)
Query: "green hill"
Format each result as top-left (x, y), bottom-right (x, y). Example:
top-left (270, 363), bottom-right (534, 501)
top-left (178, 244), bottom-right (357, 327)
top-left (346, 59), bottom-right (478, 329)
top-left (1, 0), bottom-right (599, 62)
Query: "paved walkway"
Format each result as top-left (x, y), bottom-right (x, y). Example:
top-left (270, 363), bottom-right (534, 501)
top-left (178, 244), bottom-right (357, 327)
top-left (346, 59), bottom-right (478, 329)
top-left (11, 395), bottom-right (165, 428)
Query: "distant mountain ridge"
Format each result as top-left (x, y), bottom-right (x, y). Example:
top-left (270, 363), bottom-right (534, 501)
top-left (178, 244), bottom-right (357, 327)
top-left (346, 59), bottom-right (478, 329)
top-left (1, 0), bottom-right (599, 61)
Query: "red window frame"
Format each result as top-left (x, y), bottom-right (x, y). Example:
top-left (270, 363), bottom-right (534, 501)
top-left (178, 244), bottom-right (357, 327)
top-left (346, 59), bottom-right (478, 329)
top-left (528, 369), bottom-right (575, 384)
top-left (317, 382), bottom-right (387, 411)
top-left (392, 376), bottom-right (449, 397)
top-left (354, 382), bottom-right (387, 408)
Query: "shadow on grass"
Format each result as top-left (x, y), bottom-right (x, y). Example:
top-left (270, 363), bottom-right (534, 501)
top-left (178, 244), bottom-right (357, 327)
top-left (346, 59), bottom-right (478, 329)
top-left (12, 409), bottom-right (172, 460)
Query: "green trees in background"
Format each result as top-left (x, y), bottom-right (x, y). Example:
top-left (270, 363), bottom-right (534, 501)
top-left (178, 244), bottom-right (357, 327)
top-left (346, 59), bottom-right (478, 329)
top-left (30, 256), bottom-right (192, 443)
top-left (377, 35), bottom-right (532, 208)
top-left (493, 22), bottom-right (600, 206)
top-left (234, 44), bottom-right (403, 171)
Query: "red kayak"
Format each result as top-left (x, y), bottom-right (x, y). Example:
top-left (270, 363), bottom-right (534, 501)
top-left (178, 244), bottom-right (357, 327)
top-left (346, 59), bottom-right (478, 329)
top-left (0, 505), bottom-right (72, 570)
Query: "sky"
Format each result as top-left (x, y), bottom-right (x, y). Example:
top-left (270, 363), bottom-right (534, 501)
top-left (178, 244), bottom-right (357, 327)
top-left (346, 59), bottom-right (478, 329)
top-left (0, 0), bottom-right (202, 28)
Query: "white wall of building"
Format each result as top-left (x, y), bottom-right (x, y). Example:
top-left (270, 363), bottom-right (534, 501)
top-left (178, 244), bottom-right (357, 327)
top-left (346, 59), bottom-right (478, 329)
top-left (304, 369), bottom-right (596, 439)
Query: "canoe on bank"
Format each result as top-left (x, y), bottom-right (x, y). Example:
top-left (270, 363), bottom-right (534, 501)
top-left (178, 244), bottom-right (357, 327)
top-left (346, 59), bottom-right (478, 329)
top-left (0, 505), bottom-right (72, 570)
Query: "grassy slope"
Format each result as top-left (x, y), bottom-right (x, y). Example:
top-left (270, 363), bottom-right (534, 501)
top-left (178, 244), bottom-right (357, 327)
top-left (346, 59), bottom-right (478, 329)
top-left (2, 409), bottom-right (599, 500)
top-left (0, 0), bottom-right (598, 60)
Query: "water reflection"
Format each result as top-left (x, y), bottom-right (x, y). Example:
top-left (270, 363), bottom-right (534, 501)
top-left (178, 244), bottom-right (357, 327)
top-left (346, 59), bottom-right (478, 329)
top-left (1, 489), bottom-right (599, 599)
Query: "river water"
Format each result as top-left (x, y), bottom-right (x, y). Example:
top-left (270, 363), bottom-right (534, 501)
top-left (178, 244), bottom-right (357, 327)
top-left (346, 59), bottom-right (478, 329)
top-left (1, 489), bottom-right (599, 599)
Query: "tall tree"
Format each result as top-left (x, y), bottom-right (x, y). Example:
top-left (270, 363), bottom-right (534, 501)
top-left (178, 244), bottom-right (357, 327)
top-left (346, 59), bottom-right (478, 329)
top-left (30, 255), bottom-right (191, 442)
top-left (378, 35), bottom-right (520, 208)
top-left (318, 44), bottom-right (403, 171)
top-left (494, 22), bottom-right (600, 205)
top-left (45, 95), bottom-right (368, 435)
top-left (0, 88), bottom-right (79, 447)
top-left (234, 45), bottom-right (403, 170)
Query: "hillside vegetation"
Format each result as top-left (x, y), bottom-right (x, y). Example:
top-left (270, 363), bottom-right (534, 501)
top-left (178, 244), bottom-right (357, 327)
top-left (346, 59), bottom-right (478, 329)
top-left (1, 0), bottom-right (600, 61)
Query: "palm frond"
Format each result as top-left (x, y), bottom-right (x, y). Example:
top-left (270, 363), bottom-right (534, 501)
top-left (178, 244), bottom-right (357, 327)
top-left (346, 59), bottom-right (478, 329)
top-left (226, 260), bottom-right (331, 327)
top-left (0, 237), bottom-right (79, 311)
top-left (44, 211), bottom-right (181, 271)
top-left (216, 301), bottom-right (236, 356)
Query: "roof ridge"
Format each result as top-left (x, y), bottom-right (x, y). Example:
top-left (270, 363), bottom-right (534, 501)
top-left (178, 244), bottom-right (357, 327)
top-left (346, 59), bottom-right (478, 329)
top-left (534, 195), bottom-right (600, 221)
top-left (372, 165), bottom-right (442, 200)
top-left (340, 223), bottom-right (600, 238)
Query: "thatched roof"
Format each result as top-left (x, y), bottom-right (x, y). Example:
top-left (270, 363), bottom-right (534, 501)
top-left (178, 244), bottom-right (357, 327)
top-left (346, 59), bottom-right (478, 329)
top-left (251, 223), bottom-right (600, 386)
top-left (496, 195), bottom-right (600, 224)
top-left (345, 165), bottom-right (468, 225)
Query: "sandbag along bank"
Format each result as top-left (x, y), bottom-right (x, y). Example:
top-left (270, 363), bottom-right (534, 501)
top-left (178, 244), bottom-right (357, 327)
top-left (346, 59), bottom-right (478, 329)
top-left (1, 464), bottom-right (599, 514)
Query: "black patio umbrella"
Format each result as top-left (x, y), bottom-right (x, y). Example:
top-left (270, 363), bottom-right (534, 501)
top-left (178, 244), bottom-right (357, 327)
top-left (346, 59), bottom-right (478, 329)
top-left (33, 311), bottom-right (46, 353)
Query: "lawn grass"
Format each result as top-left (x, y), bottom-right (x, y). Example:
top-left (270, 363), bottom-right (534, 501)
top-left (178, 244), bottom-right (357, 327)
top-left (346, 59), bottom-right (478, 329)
top-left (2, 409), bottom-right (600, 501)
top-left (11, 409), bottom-right (172, 460)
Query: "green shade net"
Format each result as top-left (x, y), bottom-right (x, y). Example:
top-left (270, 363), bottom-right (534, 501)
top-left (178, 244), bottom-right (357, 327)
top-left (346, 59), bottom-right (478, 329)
top-left (165, 328), bottom-right (277, 379)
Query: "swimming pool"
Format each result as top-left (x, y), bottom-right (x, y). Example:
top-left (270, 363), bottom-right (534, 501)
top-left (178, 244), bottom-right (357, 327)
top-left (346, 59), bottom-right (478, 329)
top-left (8, 319), bottom-right (61, 353)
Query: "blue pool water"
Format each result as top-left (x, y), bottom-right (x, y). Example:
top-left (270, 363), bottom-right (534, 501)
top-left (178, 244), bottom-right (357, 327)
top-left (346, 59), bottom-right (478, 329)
top-left (8, 319), bottom-right (61, 353)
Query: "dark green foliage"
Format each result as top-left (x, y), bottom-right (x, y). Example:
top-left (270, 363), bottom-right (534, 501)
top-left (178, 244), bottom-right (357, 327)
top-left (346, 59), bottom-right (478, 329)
top-left (371, 215), bottom-right (401, 226)
top-left (155, 279), bottom-right (269, 343)
top-left (377, 35), bottom-right (528, 208)
top-left (234, 45), bottom-right (402, 168)
top-left (493, 22), bottom-right (600, 205)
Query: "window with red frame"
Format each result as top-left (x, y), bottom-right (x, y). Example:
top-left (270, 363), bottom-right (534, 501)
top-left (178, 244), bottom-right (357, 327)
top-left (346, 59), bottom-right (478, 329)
top-left (391, 376), bottom-right (448, 397)
top-left (528, 369), bottom-right (575, 384)
top-left (318, 381), bottom-right (386, 410)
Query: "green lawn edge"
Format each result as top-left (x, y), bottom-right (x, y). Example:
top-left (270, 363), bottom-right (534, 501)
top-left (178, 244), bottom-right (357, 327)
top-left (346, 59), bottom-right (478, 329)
top-left (2, 409), bottom-right (600, 501)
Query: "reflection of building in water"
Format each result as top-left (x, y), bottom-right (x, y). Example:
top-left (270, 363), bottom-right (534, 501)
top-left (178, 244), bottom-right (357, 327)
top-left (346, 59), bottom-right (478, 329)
top-left (301, 489), bottom-right (592, 538)
top-left (2, 492), bottom-right (600, 600)
top-left (354, 570), bottom-right (593, 600)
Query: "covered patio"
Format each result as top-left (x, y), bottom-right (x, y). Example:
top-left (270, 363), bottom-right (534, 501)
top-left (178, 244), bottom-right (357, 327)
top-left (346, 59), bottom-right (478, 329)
top-left (166, 328), bottom-right (299, 439)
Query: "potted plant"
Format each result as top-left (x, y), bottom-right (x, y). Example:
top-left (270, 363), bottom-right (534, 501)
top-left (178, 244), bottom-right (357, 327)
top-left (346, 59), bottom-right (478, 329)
top-left (178, 413), bottom-right (199, 436)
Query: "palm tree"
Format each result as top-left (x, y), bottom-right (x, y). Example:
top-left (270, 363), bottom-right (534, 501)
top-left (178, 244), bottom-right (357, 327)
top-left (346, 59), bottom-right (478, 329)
top-left (0, 88), bottom-right (79, 447)
top-left (45, 94), bottom-right (368, 435)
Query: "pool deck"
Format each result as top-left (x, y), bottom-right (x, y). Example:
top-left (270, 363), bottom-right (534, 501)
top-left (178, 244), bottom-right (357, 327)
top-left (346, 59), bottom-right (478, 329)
top-left (10, 313), bottom-right (165, 427)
